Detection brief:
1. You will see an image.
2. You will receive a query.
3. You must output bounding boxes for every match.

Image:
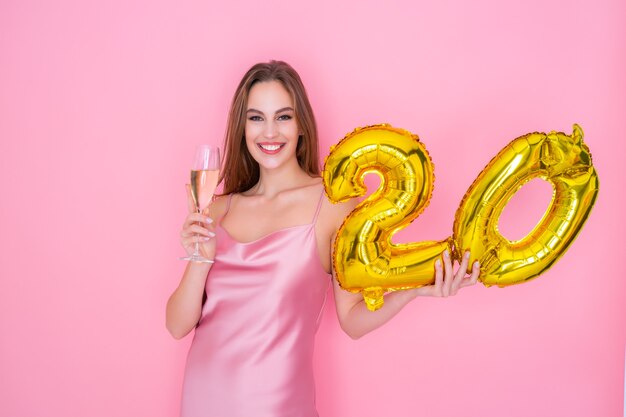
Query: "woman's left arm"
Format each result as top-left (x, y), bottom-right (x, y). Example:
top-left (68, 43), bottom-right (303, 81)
top-left (333, 249), bottom-right (480, 339)
top-left (325, 199), bottom-right (480, 340)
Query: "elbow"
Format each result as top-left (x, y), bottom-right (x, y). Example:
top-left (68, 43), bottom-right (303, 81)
top-left (339, 322), bottom-right (365, 340)
top-left (166, 320), bottom-right (192, 340)
top-left (346, 331), bottom-right (363, 340)
top-left (346, 330), bottom-right (365, 340)
top-left (168, 329), bottom-right (188, 340)
top-left (166, 298), bottom-right (198, 340)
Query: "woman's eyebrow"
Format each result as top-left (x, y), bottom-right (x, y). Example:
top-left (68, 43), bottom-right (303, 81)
top-left (246, 107), bottom-right (294, 115)
top-left (274, 107), bottom-right (294, 114)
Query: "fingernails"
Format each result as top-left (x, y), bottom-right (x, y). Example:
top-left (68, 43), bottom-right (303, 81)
top-left (473, 261), bottom-right (479, 267)
top-left (444, 250), bottom-right (449, 258)
top-left (205, 217), bottom-right (213, 224)
top-left (465, 251), bottom-right (470, 259)
top-left (208, 232), bottom-right (215, 237)
top-left (202, 237), bottom-right (211, 241)
top-left (435, 259), bottom-right (441, 267)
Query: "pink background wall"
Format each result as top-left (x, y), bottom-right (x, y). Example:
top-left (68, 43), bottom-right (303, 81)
top-left (1, 0), bottom-right (624, 416)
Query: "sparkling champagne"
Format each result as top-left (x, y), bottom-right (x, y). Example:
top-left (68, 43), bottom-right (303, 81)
top-left (190, 169), bottom-right (219, 211)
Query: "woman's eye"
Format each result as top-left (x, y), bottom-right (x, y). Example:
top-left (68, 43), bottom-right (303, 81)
top-left (277, 114), bottom-right (293, 121)
top-left (248, 116), bottom-right (263, 121)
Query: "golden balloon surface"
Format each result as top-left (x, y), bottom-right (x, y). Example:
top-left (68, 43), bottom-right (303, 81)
top-left (452, 124), bottom-right (599, 287)
top-left (323, 124), bottom-right (449, 311)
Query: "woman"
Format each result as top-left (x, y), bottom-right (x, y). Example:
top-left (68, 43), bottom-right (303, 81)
top-left (166, 60), bottom-right (480, 417)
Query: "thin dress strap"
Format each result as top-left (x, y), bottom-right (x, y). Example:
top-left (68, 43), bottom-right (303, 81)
top-left (221, 193), bottom-right (234, 221)
top-left (311, 187), bottom-right (325, 224)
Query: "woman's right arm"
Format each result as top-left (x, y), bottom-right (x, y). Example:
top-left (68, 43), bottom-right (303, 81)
top-left (166, 185), bottom-right (220, 339)
top-left (166, 262), bottom-right (212, 339)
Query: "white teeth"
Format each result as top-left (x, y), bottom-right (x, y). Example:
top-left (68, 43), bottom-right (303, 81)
top-left (259, 144), bottom-right (283, 151)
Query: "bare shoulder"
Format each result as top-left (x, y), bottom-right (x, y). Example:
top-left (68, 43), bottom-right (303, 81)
top-left (319, 193), bottom-right (358, 233)
top-left (295, 177), bottom-right (356, 235)
top-left (208, 194), bottom-right (231, 222)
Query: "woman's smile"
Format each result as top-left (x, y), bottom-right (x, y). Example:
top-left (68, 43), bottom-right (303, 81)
top-left (257, 142), bottom-right (286, 154)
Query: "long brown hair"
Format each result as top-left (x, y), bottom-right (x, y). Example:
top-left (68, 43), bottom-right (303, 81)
top-left (219, 60), bottom-right (320, 195)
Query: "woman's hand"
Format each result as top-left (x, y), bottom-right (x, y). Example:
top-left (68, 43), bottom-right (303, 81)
top-left (330, 247), bottom-right (480, 339)
top-left (332, 248), bottom-right (480, 339)
top-left (180, 184), bottom-right (217, 260)
top-left (412, 250), bottom-right (480, 297)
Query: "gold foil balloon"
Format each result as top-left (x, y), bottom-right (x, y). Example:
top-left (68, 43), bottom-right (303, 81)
top-left (323, 124), bottom-right (449, 311)
top-left (452, 124), bottom-right (599, 287)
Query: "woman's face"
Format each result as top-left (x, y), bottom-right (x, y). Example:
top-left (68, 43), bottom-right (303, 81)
top-left (245, 80), bottom-right (300, 171)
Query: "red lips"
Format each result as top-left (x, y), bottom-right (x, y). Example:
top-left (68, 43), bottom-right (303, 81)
top-left (257, 142), bottom-right (286, 155)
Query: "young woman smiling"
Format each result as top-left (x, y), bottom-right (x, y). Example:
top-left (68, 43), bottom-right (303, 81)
top-left (166, 60), bottom-right (480, 417)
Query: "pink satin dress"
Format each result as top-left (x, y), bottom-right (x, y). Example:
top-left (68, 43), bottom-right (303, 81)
top-left (181, 190), bottom-right (331, 417)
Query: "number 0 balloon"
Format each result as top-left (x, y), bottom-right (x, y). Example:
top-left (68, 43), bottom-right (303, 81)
top-left (452, 124), bottom-right (599, 287)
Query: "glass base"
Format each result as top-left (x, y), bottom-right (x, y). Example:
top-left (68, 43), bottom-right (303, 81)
top-left (179, 254), bottom-right (214, 263)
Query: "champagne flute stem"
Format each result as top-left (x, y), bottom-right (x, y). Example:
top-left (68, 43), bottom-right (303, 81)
top-left (193, 240), bottom-right (200, 257)
top-left (193, 208), bottom-right (201, 257)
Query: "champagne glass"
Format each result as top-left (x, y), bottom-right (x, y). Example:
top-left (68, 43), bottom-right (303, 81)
top-left (180, 145), bottom-right (221, 263)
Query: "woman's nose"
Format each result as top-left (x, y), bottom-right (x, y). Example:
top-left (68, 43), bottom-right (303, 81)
top-left (263, 121), bottom-right (278, 139)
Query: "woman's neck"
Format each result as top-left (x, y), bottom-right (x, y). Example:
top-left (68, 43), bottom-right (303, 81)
top-left (248, 158), bottom-right (314, 197)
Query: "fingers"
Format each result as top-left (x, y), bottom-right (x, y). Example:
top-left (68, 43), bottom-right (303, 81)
top-left (186, 184), bottom-right (197, 214)
top-left (417, 251), bottom-right (480, 299)
top-left (182, 213), bottom-right (213, 229)
top-left (449, 251), bottom-right (470, 295)
top-left (434, 257), bottom-right (443, 288)
top-left (181, 224), bottom-right (215, 238)
top-left (420, 258), bottom-right (444, 297)
top-left (470, 261), bottom-right (480, 284)
top-left (181, 234), bottom-right (215, 249)
top-left (441, 249), bottom-right (454, 297)
top-left (460, 261), bottom-right (481, 288)
top-left (455, 251), bottom-right (471, 280)
top-left (424, 251), bottom-right (449, 298)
